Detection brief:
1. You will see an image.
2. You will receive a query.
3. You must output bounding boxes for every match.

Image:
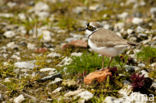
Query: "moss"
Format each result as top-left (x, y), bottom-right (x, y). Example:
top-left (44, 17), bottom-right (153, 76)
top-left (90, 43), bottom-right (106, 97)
top-left (137, 46), bottom-right (156, 64)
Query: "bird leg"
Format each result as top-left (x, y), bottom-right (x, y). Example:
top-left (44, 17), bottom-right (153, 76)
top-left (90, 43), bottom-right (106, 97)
top-left (102, 55), bottom-right (105, 69)
top-left (107, 57), bottom-right (113, 68)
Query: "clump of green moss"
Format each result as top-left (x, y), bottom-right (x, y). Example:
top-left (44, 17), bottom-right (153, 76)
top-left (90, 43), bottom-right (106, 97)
top-left (65, 52), bottom-right (126, 77)
top-left (137, 46), bottom-right (156, 64)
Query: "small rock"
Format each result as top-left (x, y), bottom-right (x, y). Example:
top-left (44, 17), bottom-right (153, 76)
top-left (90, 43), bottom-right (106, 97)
top-left (41, 30), bottom-right (53, 42)
top-left (104, 96), bottom-right (116, 103)
top-left (132, 17), bottom-right (143, 24)
top-left (71, 52), bottom-right (82, 57)
top-left (118, 84), bottom-right (133, 96)
top-left (118, 12), bottom-right (128, 19)
top-left (138, 63), bottom-right (145, 68)
top-left (7, 42), bottom-right (18, 49)
top-left (136, 26), bottom-right (145, 33)
top-left (52, 87), bottom-right (62, 93)
top-left (37, 73), bottom-right (61, 82)
top-left (0, 13), bottom-right (13, 18)
top-left (27, 43), bottom-right (36, 50)
top-left (76, 91), bottom-right (93, 103)
top-left (64, 89), bottom-right (84, 97)
top-left (127, 29), bottom-right (134, 35)
top-left (40, 68), bottom-right (56, 72)
top-left (140, 70), bottom-right (149, 77)
top-left (18, 13), bottom-right (26, 20)
top-left (150, 7), bottom-right (156, 18)
top-left (84, 69), bottom-right (112, 85)
top-left (151, 82), bottom-right (156, 89)
top-left (73, 6), bottom-right (86, 14)
top-left (14, 94), bottom-right (25, 103)
top-left (49, 78), bottom-right (62, 85)
top-left (125, 65), bottom-right (139, 73)
top-left (3, 31), bottom-right (15, 38)
top-left (14, 61), bottom-right (36, 69)
top-left (4, 78), bottom-right (11, 82)
top-left (47, 52), bottom-right (61, 58)
top-left (34, 2), bottom-right (49, 12)
top-left (11, 54), bottom-right (21, 60)
top-left (0, 93), bottom-right (3, 101)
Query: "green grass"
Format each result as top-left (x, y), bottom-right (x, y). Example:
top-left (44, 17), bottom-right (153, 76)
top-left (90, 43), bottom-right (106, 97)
top-left (65, 52), bottom-right (127, 77)
top-left (137, 46), bottom-right (156, 64)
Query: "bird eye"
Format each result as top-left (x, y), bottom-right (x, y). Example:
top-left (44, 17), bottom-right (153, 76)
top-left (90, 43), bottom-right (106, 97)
top-left (88, 26), bottom-right (93, 29)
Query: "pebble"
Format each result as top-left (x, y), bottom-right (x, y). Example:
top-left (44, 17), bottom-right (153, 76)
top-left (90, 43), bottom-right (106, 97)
top-left (118, 12), bottom-right (128, 19)
top-left (132, 17), bottom-right (143, 24)
top-left (7, 42), bottom-right (18, 49)
top-left (4, 78), bottom-right (11, 82)
top-left (37, 73), bottom-right (61, 82)
top-left (18, 13), bottom-right (26, 20)
top-left (71, 52), bottom-right (82, 57)
top-left (52, 87), bottom-right (62, 93)
top-left (14, 94), bottom-right (25, 103)
top-left (127, 29), bottom-right (134, 35)
top-left (150, 7), bottom-right (156, 18)
top-left (40, 68), bottom-right (56, 72)
top-left (140, 70), bottom-right (149, 77)
top-left (27, 43), bottom-right (36, 50)
top-left (42, 30), bottom-right (53, 42)
top-left (0, 93), bottom-right (3, 101)
top-left (76, 91), bottom-right (93, 103)
top-left (3, 31), bottom-right (16, 38)
top-left (73, 6), bottom-right (85, 14)
top-left (118, 84), bottom-right (132, 96)
top-left (49, 78), bottom-right (62, 84)
top-left (14, 61), bottom-right (36, 69)
top-left (47, 52), bottom-right (61, 58)
top-left (0, 13), bottom-right (13, 18)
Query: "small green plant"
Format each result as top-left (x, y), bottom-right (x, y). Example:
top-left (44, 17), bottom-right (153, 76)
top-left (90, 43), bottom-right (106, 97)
top-left (65, 52), bottom-right (125, 76)
top-left (137, 46), bottom-right (156, 64)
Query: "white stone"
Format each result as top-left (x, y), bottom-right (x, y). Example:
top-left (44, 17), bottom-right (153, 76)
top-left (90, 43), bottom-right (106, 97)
top-left (11, 55), bottom-right (21, 60)
top-left (127, 29), bottom-right (134, 34)
top-left (118, 85), bottom-right (132, 96)
top-left (4, 78), bottom-right (11, 82)
top-left (104, 96), bottom-right (115, 103)
top-left (7, 42), bottom-right (18, 49)
top-left (76, 91), bottom-right (93, 101)
top-left (52, 87), bottom-right (62, 93)
top-left (3, 31), bottom-right (15, 38)
top-left (41, 30), bottom-right (53, 42)
top-left (132, 17), bottom-right (143, 24)
top-left (27, 43), bottom-right (36, 50)
top-left (73, 6), bottom-right (85, 14)
top-left (40, 68), bottom-right (56, 72)
top-left (89, 4), bottom-right (99, 11)
top-left (18, 13), bottom-right (26, 20)
top-left (71, 52), bottom-right (82, 57)
top-left (14, 94), bottom-right (25, 103)
top-left (7, 2), bottom-right (16, 8)
top-left (140, 70), bottom-right (149, 77)
top-left (115, 22), bottom-right (124, 30)
top-left (14, 61), bottom-right (36, 69)
top-left (0, 13), bottom-right (13, 18)
top-left (34, 2), bottom-right (49, 12)
top-left (64, 89), bottom-right (84, 97)
top-left (118, 12), bottom-right (128, 19)
top-left (50, 78), bottom-right (62, 84)
top-left (47, 52), bottom-right (61, 58)
top-left (136, 26), bottom-right (145, 33)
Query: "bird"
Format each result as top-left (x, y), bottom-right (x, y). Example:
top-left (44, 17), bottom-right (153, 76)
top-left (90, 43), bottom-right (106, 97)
top-left (85, 22), bottom-right (130, 69)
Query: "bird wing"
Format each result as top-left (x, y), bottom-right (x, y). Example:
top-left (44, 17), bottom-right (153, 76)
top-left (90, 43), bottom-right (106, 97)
top-left (90, 29), bottom-right (128, 47)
